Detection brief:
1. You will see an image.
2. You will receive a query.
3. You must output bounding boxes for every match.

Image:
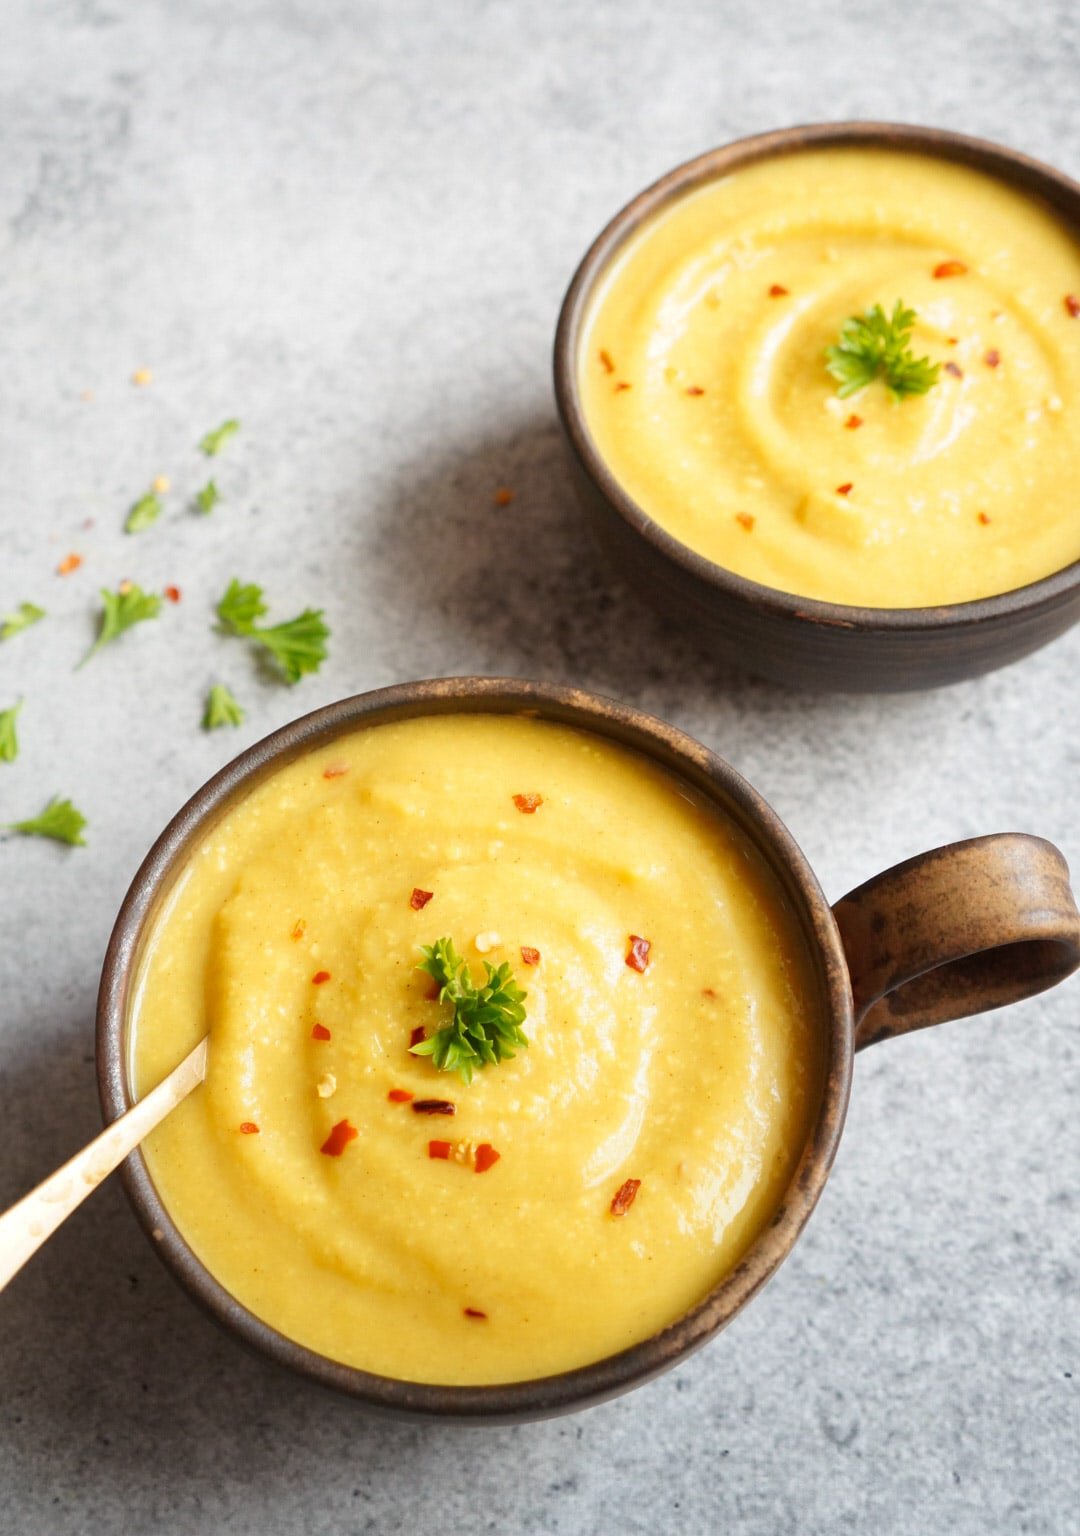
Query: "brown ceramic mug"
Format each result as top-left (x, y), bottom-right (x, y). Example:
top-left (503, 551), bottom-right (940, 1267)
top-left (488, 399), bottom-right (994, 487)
top-left (96, 680), bottom-right (1080, 1420)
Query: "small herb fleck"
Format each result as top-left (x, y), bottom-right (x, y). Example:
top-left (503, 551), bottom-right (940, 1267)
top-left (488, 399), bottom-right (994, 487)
top-left (125, 491), bottom-right (163, 535)
top-left (203, 683), bottom-right (245, 730)
top-left (195, 479), bottom-right (221, 514)
top-left (0, 699), bottom-right (22, 763)
top-left (200, 419), bottom-right (241, 457)
top-left (0, 603), bottom-right (45, 642)
top-left (80, 583), bottom-right (162, 667)
top-left (5, 797), bottom-right (87, 846)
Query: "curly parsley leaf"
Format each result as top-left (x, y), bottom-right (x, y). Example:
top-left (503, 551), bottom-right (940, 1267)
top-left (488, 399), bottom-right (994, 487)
top-left (195, 479), bottom-right (221, 514)
top-left (200, 419), bottom-right (241, 457)
top-left (125, 491), bottom-right (163, 535)
top-left (0, 602), bottom-right (45, 642)
top-left (203, 682), bottom-right (245, 729)
top-left (411, 936), bottom-right (528, 1084)
top-left (79, 583), bottom-right (163, 667)
top-left (215, 578), bottom-right (329, 684)
top-left (825, 302), bottom-right (941, 402)
top-left (0, 699), bottom-right (22, 763)
top-left (6, 797), bottom-right (87, 846)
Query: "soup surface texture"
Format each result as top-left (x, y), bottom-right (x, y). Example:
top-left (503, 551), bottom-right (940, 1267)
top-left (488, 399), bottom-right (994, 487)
top-left (133, 714), bottom-right (824, 1385)
top-left (580, 148), bottom-right (1080, 607)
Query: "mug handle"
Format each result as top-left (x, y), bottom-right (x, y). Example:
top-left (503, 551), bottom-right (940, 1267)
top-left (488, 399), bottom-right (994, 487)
top-left (832, 834), bottom-right (1080, 1051)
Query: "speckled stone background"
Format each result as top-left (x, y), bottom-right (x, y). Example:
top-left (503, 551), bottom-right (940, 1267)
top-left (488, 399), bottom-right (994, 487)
top-left (1, 2), bottom-right (1078, 1532)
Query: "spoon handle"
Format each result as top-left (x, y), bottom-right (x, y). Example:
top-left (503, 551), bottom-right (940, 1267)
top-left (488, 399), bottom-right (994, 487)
top-left (0, 1036), bottom-right (207, 1293)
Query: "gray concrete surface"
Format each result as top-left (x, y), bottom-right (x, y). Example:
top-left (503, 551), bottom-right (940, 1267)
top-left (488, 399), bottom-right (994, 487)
top-left (1, 1), bottom-right (1078, 1532)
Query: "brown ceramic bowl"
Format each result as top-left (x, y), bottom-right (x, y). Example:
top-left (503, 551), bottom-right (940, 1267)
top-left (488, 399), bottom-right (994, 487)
top-left (554, 123), bottom-right (1080, 691)
top-left (96, 679), bottom-right (1080, 1420)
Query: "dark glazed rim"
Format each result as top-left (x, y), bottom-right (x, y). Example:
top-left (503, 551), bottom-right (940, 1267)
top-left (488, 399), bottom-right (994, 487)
top-left (553, 121), bottom-right (1080, 633)
top-left (97, 678), bottom-right (853, 1422)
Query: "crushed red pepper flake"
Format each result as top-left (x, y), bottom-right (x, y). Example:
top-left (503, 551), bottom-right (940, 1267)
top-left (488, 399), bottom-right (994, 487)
top-left (933, 259), bottom-right (967, 279)
top-left (428, 1139), bottom-right (452, 1160)
top-left (57, 552), bottom-right (82, 576)
top-left (768, 283), bottom-right (789, 297)
top-left (614, 381), bottom-right (632, 392)
top-left (412, 1099), bottom-right (456, 1116)
top-left (494, 487), bottom-right (515, 506)
top-left (610, 1178), bottom-right (641, 1217)
top-left (409, 1025), bottom-right (427, 1048)
top-left (520, 945), bottom-right (541, 966)
top-left (163, 584), bottom-right (181, 604)
top-left (474, 1143), bottom-right (501, 1174)
top-left (985, 349), bottom-right (1001, 368)
top-left (626, 935), bottom-right (651, 973)
top-left (311, 970), bottom-right (331, 985)
top-left (947, 336), bottom-right (959, 345)
top-left (320, 1119), bottom-right (359, 1157)
top-left (684, 385), bottom-right (705, 396)
top-left (836, 482), bottom-right (853, 497)
top-left (844, 414), bottom-right (863, 430)
top-left (239, 1122), bottom-right (260, 1135)
top-left (735, 512), bottom-right (755, 532)
top-left (291, 919), bottom-right (306, 941)
top-left (322, 763), bottom-right (349, 779)
top-left (977, 512), bottom-right (991, 525)
top-left (1066, 294), bottom-right (1080, 318)
top-left (702, 987), bottom-right (717, 999)
top-left (598, 348), bottom-right (615, 373)
top-left (512, 792), bottom-right (543, 814)
top-left (387, 1088), bottom-right (414, 1103)
top-left (463, 1307), bottom-right (488, 1319)
top-left (311, 1023), bottom-right (332, 1041)
top-left (944, 361), bottom-right (963, 379)
top-left (410, 887), bottom-right (434, 910)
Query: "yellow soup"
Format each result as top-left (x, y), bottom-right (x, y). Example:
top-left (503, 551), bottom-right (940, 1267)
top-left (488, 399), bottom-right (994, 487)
top-left (581, 148), bottom-right (1080, 607)
top-left (133, 714), bottom-right (824, 1385)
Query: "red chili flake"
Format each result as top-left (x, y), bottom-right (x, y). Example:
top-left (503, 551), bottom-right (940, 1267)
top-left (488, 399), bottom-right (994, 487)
top-left (735, 512), bottom-right (755, 531)
top-left (614, 381), bottom-right (632, 392)
top-left (844, 414), bottom-right (863, 430)
top-left (57, 552), bottom-right (82, 576)
top-left (610, 1178), bottom-right (641, 1217)
top-left (626, 935), bottom-right (651, 973)
top-left (412, 1098), bottom-right (456, 1116)
top-left (1066, 294), bottom-right (1080, 318)
top-left (768, 283), bottom-right (789, 297)
top-left (985, 349), bottom-right (1001, 368)
top-left (977, 512), bottom-right (991, 526)
top-left (598, 348), bottom-right (615, 373)
top-left (494, 487), bottom-right (515, 506)
top-left (410, 887), bottom-right (434, 910)
top-left (944, 361), bottom-right (963, 379)
top-left (428, 1140), bottom-right (452, 1160)
top-left (311, 1023), bottom-right (332, 1041)
top-left (520, 946), bottom-right (541, 966)
top-left (163, 585), bottom-right (182, 604)
top-left (239, 1122), bottom-right (260, 1135)
top-left (474, 1143), bottom-right (501, 1174)
top-left (684, 385), bottom-right (705, 396)
top-left (947, 337), bottom-right (959, 345)
top-left (387, 1088), bottom-right (414, 1104)
top-left (933, 260), bottom-right (967, 279)
top-left (322, 763), bottom-right (349, 779)
top-left (836, 482), bottom-right (853, 497)
top-left (702, 987), bottom-right (717, 999)
top-left (291, 919), bottom-right (306, 941)
top-left (311, 970), bottom-right (331, 985)
top-left (409, 1025), bottom-right (427, 1048)
top-left (464, 1307), bottom-right (488, 1319)
top-left (512, 793), bottom-right (543, 814)
top-left (320, 1119), bottom-right (359, 1157)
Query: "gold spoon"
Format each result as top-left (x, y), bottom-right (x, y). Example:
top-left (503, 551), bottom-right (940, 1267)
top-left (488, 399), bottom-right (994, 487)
top-left (0, 1038), bottom-right (206, 1292)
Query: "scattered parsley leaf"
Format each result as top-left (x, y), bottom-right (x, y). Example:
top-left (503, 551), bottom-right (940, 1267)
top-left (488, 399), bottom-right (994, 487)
top-left (125, 490), bottom-right (163, 534)
top-left (195, 479), bottom-right (221, 514)
top-left (79, 583), bottom-right (163, 667)
top-left (6, 797), bottom-right (87, 846)
top-left (200, 419), bottom-right (241, 457)
top-left (0, 699), bottom-right (22, 763)
top-left (825, 302), bottom-right (941, 402)
top-left (0, 602), bottom-right (45, 642)
top-left (215, 578), bottom-right (329, 684)
top-left (411, 936), bottom-right (528, 1084)
top-left (203, 682), bottom-right (245, 729)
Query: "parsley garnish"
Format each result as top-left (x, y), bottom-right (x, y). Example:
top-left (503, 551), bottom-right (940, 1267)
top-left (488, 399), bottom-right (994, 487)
top-left (200, 420), bottom-right (241, 457)
top-left (0, 602), bottom-right (45, 641)
top-left (825, 302), bottom-right (941, 401)
top-left (6, 797), bottom-right (87, 846)
top-left (215, 578), bottom-right (329, 684)
top-left (80, 583), bottom-right (163, 667)
top-left (195, 479), bottom-right (221, 514)
top-left (125, 491), bottom-right (162, 534)
top-left (0, 699), bottom-right (22, 763)
top-left (203, 682), bottom-right (244, 729)
top-left (412, 937), bottom-right (528, 1084)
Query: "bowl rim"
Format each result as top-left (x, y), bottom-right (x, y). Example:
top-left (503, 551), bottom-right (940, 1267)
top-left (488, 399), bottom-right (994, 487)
top-left (553, 119), bottom-right (1080, 632)
top-left (96, 676), bottom-right (854, 1421)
